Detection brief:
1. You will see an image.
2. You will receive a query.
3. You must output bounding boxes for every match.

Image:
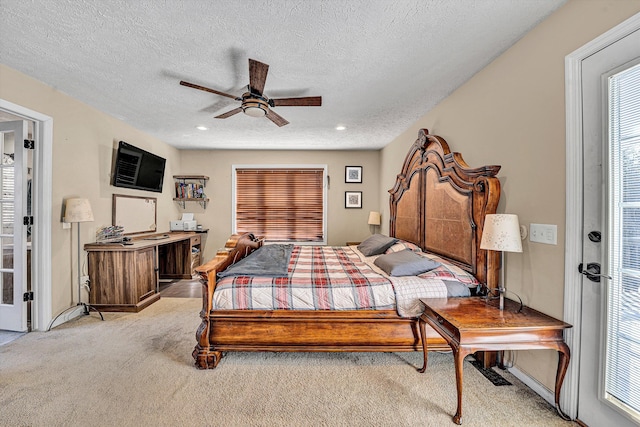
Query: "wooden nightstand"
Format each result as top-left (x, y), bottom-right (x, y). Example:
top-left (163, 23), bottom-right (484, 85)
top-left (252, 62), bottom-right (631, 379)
top-left (418, 297), bottom-right (572, 425)
top-left (345, 241), bottom-right (361, 246)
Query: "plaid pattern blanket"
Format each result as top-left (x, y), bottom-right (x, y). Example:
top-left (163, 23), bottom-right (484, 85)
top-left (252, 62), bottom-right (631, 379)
top-left (389, 276), bottom-right (447, 317)
top-left (213, 246), bottom-right (396, 311)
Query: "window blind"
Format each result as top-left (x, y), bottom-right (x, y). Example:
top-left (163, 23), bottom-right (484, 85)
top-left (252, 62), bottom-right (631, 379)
top-left (235, 168), bottom-right (325, 242)
top-left (1, 156), bottom-right (15, 236)
top-left (606, 61), bottom-right (640, 416)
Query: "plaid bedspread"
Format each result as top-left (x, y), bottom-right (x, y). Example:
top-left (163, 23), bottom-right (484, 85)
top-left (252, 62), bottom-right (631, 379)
top-left (389, 276), bottom-right (447, 317)
top-left (213, 246), bottom-right (396, 311)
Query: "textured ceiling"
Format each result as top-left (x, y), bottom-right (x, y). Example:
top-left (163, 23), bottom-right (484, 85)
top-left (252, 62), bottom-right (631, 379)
top-left (0, 0), bottom-right (566, 150)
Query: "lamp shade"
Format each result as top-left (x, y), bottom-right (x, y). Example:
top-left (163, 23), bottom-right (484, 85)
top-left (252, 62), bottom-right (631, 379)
top-left (480, 214), bottom-right (522, 253)
top-left (368, 211), bottom-right (381, 226)
top-left (64, 198), bottom-right (94, 223)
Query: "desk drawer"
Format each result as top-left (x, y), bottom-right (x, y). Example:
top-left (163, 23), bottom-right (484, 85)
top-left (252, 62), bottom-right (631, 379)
top-left (190, 235), bottom-right (201, 246)
top-left (423, 310), bottom-right (457, 341)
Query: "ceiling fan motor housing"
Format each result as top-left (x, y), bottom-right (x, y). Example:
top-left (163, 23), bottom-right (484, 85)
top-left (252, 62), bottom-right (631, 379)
top-left (241, 93), bottom-right (269, 117)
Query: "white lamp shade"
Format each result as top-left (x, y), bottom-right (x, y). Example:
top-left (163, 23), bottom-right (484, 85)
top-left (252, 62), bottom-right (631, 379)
top-left (368, 211), bottom-right (381, 226)
top-left (480, 214), bottom-right (522, 253)
top-left (64, 198), bottom-right (94, 223)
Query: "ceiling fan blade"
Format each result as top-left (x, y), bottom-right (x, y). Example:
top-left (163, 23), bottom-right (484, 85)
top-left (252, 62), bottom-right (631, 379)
top-left (180, 81), bottom-right (240, 100)
top-left (265, 109), bottom-right (289, 127)
top-left (215, 107), bottom-right (243, 119)
top-left (270, 96), bottom-right (322, 107)
top-left (248, 59), bottom-right (269, 96)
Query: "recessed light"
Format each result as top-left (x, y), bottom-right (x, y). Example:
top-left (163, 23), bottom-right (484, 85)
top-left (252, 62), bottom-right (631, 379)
top-left (336, 125), bottom-right (346, 131)
top-left (196, 126), bottom-right (208, 131)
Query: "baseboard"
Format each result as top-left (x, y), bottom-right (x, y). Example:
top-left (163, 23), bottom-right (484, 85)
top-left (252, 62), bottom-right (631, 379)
top-left (507, 365), bottom-right (555, 407)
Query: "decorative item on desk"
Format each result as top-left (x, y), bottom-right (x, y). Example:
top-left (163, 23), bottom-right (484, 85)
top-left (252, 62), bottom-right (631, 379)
top-left (479, 214), bottom-right (523, 311)
top-left (48, 198), bottom-right (104, 330)
top-left (96, 225), bottom-right (125, 243)
top-left (368, 211), bottom-right (381, 234)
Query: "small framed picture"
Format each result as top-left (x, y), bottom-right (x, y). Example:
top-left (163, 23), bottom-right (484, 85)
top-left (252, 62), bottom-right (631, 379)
top-left (345, 191), bottom-right (362, 209)
top-left (345, 166), bottom-right (362, 183)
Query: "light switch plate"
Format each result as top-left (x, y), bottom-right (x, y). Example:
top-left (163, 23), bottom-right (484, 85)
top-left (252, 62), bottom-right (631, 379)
top-left (530, 223), bottom-right (557, 245)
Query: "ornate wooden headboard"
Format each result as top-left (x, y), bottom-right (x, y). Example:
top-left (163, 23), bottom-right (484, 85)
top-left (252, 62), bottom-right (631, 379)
top-left (389, 129), bottom-right (501, 289)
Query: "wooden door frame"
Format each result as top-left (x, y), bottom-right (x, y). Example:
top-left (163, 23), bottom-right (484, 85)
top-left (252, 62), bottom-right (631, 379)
top-left (564, 12), bottom-right (640, 420)
top-left (0, 99), bottom-right (53, 331)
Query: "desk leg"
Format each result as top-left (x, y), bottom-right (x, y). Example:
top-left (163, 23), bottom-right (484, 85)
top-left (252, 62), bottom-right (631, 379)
top-left (555, 343), bottom-right (571, 420)
top-left (418, 315), bottom-right (428, 373)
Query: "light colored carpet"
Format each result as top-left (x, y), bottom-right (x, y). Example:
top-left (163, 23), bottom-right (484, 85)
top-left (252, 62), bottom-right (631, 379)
top-left (0, 298), bottom-right (576, 427)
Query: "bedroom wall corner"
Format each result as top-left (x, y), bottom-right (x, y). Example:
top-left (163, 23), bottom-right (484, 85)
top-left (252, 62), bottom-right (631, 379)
top-left (380, 0), bottom-right (640, 392)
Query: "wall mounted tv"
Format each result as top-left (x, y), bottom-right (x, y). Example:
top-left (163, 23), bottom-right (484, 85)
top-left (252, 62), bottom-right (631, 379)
top-left (112, 141), bottom-right (166, 193)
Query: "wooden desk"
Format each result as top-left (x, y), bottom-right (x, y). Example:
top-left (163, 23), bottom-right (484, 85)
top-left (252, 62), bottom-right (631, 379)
top-left (84, 232), bottom-right (203, 312)
top-left (418, 297), bottom-right (572, 425)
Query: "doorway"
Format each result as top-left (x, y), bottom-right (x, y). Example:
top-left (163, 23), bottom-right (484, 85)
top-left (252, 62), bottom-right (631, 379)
top-left (565, 13), bottom-right (640, 425)
top-left (0, 99), bottom-right (53, 332)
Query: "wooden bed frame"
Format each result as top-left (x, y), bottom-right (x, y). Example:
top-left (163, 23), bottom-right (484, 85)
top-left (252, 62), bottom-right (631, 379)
top-left (193, 129), bottom-right (501, 369)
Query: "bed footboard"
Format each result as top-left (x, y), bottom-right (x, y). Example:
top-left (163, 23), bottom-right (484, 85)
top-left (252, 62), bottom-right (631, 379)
top-left (193, 233), bottom-right (262, 369)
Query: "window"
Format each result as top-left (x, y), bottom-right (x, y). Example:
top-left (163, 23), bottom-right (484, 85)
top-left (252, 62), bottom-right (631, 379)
top-left (233, 165), bottom-right (327, 244)
top-left (606, 61), bottom-right (640, 418)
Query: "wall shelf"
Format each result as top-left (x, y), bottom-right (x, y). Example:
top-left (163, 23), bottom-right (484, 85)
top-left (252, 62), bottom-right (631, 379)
top-left (174, 175), bottom-right (209, 208)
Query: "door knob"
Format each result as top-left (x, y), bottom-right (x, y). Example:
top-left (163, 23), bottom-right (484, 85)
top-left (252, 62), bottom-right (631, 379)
top-left (588, 231), bottom-right (601, 243)
top-left (578, 262), bottom-right (612, 283)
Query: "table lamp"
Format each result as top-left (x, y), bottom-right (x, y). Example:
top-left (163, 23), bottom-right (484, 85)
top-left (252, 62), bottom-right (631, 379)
top-left (368, 211), bottom-right (381, 234)
top-left (479, 214), bottom-right (523, 310)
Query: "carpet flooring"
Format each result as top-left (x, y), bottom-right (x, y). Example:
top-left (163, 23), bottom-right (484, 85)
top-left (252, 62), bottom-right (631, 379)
top-left (0, 297), bottom-right (576, 427)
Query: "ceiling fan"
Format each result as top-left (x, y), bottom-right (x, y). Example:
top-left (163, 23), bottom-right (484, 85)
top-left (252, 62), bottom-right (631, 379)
top-left (180, 59), bottom-right (322, 127)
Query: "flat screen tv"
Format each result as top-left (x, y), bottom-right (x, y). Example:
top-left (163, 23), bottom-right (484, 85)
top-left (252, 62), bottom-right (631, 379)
top-left (112, 141), bottom-right (166, 193)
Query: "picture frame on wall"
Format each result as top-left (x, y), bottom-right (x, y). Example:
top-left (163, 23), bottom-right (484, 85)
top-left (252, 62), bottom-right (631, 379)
top-left (345, 191), bottom-right (362, 209)
top-left (345, 166), bottom-right (362, 183)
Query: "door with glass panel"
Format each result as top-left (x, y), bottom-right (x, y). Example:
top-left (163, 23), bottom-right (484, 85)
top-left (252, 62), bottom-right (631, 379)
top-left (0, 121), bottom-right (28, 332)
top-left (579, 28), bottom-right (640, 426)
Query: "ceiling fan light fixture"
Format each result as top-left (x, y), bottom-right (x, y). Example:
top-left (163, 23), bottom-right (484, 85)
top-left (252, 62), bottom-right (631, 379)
top-left (242, 98), bottom-right (269, 117)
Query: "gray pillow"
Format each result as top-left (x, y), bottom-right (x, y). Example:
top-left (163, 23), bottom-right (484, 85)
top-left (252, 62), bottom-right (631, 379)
top-left (374, 249), bottom-right (440, 276)
top-left (443, 280), bottom-right (472, 297)
top-left (357, 234), bottom-right (398, 256)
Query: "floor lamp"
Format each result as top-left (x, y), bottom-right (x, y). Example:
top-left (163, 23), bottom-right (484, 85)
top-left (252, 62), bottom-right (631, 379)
top-left (48, 198), bottom-right (103, 330)
top-left (479, 214), bottom-right (523, 311)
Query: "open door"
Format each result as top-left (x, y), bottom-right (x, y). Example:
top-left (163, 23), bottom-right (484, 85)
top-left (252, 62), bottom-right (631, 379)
top-left (0, 120), bottom-right (28, 332)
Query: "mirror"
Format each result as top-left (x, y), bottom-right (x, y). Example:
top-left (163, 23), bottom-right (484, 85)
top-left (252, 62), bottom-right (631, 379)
top-left (112, 194), bottom-right (157, 235)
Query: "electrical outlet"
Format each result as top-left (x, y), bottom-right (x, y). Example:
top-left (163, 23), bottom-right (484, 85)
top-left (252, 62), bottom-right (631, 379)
top-left (62, 222), bottom-right (71, 229)
top-left (530, 223), bottom-right (557, 245)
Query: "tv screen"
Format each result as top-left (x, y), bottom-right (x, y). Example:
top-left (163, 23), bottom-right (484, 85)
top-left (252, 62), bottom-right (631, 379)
top-left (112, 141), bottom-right (166, 193)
